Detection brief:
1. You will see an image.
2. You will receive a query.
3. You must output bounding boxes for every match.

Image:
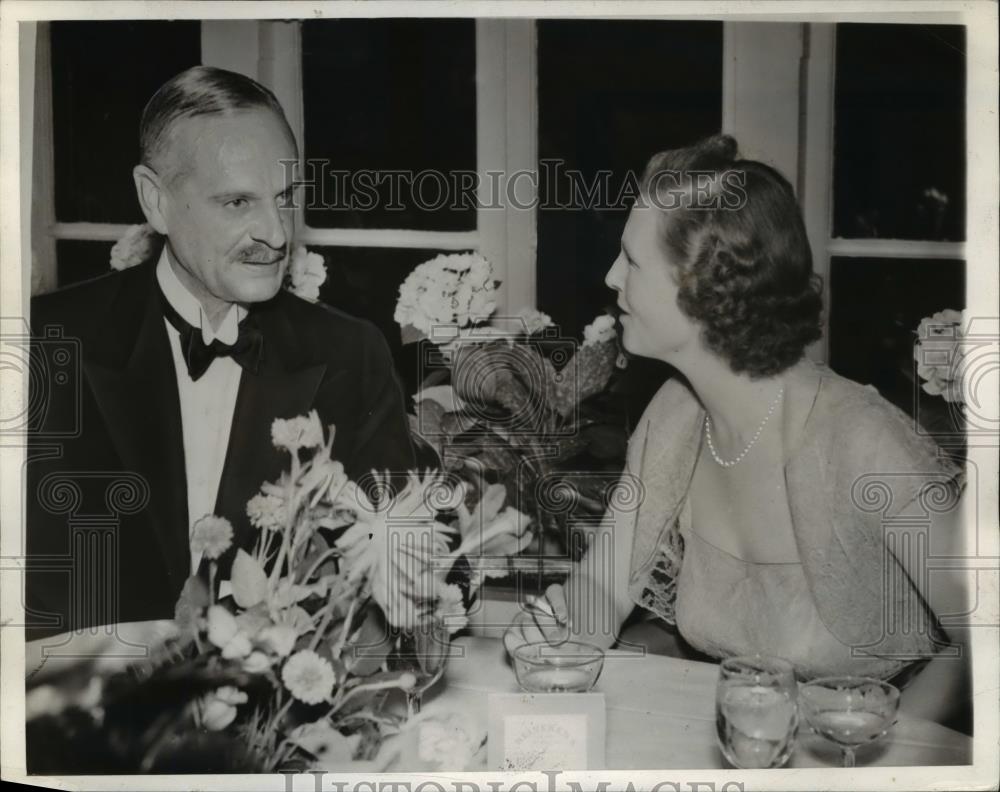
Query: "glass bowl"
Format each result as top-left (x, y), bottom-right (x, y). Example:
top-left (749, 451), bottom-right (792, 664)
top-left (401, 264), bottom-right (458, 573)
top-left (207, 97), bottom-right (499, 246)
top-left (512, 641), bottom-right (605, 692)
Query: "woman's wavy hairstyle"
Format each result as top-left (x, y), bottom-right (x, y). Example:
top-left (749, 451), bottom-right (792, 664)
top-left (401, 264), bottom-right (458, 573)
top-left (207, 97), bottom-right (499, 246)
top-left (639, 134), bottom-right (823, 378)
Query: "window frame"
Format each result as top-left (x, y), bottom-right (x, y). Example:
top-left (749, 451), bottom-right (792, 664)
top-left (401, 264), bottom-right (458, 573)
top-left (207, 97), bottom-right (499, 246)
top-left (798, 23), bottom-right (967, 363)
top-left (32, 19), bottom-right (540, 317)
top-left (32, 19), bottom-right (968, 346)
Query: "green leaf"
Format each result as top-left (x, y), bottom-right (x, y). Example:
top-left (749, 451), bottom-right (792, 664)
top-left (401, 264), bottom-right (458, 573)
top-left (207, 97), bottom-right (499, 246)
top-left (231, 549), bottom-right (269, 609)
top-left (235, 603), bottom-right (272, 638)
top-left (342, 606), bottom-right (391, 676)
top-left (174, 576), bottom-right (209, 632)
top-left (400, 323), bottom-right (426, 345)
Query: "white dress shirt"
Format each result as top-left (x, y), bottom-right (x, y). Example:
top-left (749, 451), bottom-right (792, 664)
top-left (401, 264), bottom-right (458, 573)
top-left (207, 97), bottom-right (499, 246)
top-left (156, 251), bottom-right (245, 573)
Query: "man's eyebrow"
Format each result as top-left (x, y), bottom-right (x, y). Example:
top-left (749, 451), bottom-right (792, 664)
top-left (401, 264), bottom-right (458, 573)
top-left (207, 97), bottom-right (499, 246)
top-left (210, 190), bottom-right (256, 201)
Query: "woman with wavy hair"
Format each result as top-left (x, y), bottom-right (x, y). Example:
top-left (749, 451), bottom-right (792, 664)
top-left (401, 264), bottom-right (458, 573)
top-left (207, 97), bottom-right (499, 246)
top-left (505, 135), bottom-right (968, 725)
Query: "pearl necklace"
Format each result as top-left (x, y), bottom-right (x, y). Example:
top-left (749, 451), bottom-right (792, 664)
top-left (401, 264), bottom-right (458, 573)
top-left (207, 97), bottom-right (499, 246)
top-left (704, 386), bottom-right (785, 468)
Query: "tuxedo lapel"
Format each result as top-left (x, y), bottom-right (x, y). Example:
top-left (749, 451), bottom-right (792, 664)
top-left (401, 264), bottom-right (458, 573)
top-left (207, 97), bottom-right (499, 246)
top-left (213, 301), bottom-right (327, 573)
top-left (81, 264), bottom-right (191, 592)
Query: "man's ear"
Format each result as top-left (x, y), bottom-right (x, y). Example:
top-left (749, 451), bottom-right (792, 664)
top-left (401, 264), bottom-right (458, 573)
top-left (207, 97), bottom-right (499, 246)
top-left (133, 164), bottom-right (169, 235)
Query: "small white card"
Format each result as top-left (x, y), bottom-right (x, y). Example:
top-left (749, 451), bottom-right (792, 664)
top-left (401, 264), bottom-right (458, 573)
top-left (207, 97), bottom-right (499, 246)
top-left (487, 692), bottom-right (606, 771)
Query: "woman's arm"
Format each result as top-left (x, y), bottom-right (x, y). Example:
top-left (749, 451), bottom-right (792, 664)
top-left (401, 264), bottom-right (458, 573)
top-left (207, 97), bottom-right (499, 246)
top-left (504, 495), bottom-right (637, 653)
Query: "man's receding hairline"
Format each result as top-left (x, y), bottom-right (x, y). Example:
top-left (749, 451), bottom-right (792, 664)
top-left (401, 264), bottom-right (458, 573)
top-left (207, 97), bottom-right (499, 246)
top-left (146, 105), bottom-right (298, 184)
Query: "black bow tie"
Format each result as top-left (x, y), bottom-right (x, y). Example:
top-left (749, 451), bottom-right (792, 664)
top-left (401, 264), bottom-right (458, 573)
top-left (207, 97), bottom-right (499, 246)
top-left (159, 289), bottom-right (264, 381)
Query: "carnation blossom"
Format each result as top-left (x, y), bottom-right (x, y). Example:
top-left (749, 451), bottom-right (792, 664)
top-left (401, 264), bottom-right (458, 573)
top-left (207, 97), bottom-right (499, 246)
top-left (206, 605), bottom-right (253, 659)
top-left (582, 313), bottom-right (617, 347)
top-left (259, 623), bottom-right (298, 658)
top-left (246, 492), bottom-right (285, 531)
top-left (433, 583), bottom-right (469, 634)
top-left (288, 246), bottom-right (327, 302)
top-left (271, 410), bottom-right (325, 453)
top-left (109, 224), bottom-right (161, 271)
top-left (242, 651), bottom-right (272, 674)
top-left (515, 307), bottom-right (554, 336)
top-left (282, 649), bottom-right (337, 705)
top-left (190, 515), bottom-right (234, 560)
top-left (196, 686), bottom-right (247, 731)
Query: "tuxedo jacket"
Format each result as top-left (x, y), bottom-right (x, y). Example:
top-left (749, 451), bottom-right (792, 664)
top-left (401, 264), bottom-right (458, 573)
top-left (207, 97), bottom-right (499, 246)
top-left (26, 261), bottom-right (414, 640)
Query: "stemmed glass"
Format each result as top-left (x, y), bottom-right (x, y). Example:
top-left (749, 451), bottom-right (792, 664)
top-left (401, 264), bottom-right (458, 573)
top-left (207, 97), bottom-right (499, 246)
top-left (386, 617), bottom-right (451, 719)
top-left (798, 677), bottom-right (900, 767)
top-left (715, 654), bottom-right (799, 769)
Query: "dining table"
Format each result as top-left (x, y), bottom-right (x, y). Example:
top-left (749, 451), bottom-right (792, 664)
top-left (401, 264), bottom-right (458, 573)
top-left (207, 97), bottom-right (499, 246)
top-left (24, 625), bottom-right (972, 772)
top-left (420, 636), bottom-right (972, 770)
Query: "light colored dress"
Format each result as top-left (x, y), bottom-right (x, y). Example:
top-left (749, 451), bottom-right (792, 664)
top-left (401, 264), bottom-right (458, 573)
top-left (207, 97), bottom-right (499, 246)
top-left (622, 359), bottom-right (964, 680)
top-left (673, 501), bottom-right (910, 680)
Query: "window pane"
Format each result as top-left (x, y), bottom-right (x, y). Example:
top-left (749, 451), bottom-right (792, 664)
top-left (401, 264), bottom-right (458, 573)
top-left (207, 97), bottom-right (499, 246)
top-left (51, 21), bottom-right (202, 224)
top-left (312, 246), bottom-right (457, 391)
top-left (56, 240), bottom-right (115, 287)
top-left (828, 256), bottom-right (965, 437)
top-left (301, 20), bottom-right (476, 232)
top-left (833, 24), bottom-right (966, 241)
top-left (536, 20), bottom-right (723, 341)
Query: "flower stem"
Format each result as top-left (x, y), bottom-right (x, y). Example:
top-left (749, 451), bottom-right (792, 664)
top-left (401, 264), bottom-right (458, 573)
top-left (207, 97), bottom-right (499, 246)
top-left (299, 546), bottom-right (340, 585)
top-left (309, 597), bottom-right (340, 653)
top-left (269, 459), bottom-right (301, 589)
top-left (329, 594), bottom-right (361, 657)
top-left (208, 562), bottom-right (217, 606)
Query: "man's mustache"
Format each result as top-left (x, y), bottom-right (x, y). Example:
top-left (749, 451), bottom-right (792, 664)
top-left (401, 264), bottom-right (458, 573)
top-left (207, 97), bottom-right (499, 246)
top-left (238, 245), bottom-right (287, 264)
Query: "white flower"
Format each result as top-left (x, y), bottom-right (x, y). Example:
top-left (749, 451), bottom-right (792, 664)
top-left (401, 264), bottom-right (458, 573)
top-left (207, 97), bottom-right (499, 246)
top-left (190, 515), bottom-right (234, 560)
top-left (582, 313), bottom-right (617, 347)
top-left (242, 651), bottom-right (272, 674)
top-left (282, 649), bottom-right (337, 705)
top-left (333, 472), bottom-right (457, 630)
top-left (25, 685), bottom-right (66, 720)
top-left (109, 224), bottom-right (160, 271)
top-left (271, 410), bottom-right (325, 453)
top-left (246, 492), bottom-right (285, 531)
top-left (259, 623), bottom-right (298, 658)
top-left (288, 719), bottom-right (361, 764)
top-left (411, 711), bottom-right (485, 770)
top-left (206, 604), bottom-right (253, 659)
top-left (914, 309), bottom-right (966, 404)
top-left (288, 246), bottom-right (327, 303)
top-left (433, 583), bottom-right (469, 635)
top-left (196, 686), bottom-right (247, 731)
top-left (394, 253), bottom-right (498, 341)
top-left (516, 307), bottom-right (554, 335)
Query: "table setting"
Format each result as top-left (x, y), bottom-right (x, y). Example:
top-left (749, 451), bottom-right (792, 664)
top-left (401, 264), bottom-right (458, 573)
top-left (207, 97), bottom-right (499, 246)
top-left (25, 625), bottom-right (971, 773)
top-left (421, 636), bottom-right (971, 771)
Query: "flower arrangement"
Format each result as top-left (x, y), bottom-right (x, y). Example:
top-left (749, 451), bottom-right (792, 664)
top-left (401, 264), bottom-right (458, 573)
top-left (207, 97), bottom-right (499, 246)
top-left (914, 309), bottom-right (966, 404)
top-left (107, 223), bottom-right (327, 303)
top-left (25, 413), bottom-right (515, 772)
top-left (393, 252), bottom-right (499, 345)
top-left (395, 256), bottom-right (626, 564)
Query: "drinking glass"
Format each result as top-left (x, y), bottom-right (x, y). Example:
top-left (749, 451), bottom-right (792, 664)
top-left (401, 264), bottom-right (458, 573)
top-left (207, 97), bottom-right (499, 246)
top-left (386, 617), bottom-right (451, 719)
top-left (716, 654), bottom-right (799, 769)
top-left (512, 641), bottom-right (605, 692)
top-left (799, 676), bottom-right (900, 767)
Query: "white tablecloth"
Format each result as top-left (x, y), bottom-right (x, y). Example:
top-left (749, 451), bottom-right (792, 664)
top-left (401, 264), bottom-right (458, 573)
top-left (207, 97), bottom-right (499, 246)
top-left (26, 626), bottom-right (972, 770)
top-left (425, 636), bottom-right (971, 769)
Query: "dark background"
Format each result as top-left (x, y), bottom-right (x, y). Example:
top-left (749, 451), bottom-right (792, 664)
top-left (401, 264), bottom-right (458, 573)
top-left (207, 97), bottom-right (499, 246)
top-left (47, 19), bottom-right (967, 424)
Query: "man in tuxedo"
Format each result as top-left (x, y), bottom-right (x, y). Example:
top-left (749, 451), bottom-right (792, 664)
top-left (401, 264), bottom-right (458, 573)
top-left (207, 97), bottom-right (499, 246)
top-left (26, 66), bottom-right (414, 641)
